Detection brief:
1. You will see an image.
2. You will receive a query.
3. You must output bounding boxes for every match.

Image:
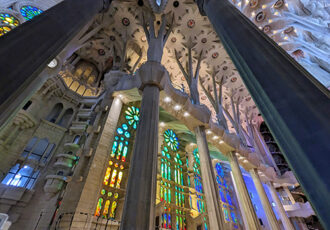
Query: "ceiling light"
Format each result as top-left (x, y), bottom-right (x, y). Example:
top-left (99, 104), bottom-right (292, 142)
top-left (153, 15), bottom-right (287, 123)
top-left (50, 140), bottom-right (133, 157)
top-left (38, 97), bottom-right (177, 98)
top-left (206, 130), bottom-right (212, 134)
top-left (160, 122), bottom-right (165, 127)
top-left (183, 112), bottom-right (190, 117)
top-left (219, 140), bottom-right (224, 144)
top-left (164, 97), bottom-right (171, 102)
top-left (174, 104), bottom-right (181, 111)
top-left (213, 136), bottom-right (219, 140)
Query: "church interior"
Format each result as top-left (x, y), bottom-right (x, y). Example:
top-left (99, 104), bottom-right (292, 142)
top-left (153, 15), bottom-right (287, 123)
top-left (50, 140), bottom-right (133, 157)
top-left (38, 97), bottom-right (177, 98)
top-left (0, 0), bottom-right (329, 229)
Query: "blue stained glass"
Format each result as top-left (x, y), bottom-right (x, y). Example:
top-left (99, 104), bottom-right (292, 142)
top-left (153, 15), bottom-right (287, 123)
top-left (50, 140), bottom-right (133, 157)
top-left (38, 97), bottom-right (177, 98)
top-left (120, 137), bottom-right (124, 141)
top-left (122, 124), bottom-right (128, 130)
top-left (20, 6), bottom-right (43, 20)
top-left (123, 146), bottom-right (128, 156)
top-left (227, 193), bottom-right (232, 205)
top-left (124, 131), bottom-right (130, 138)
top-left (117, 128), bottom-right (123, 134)
top-left (115, 136), bottom-right (119, 140)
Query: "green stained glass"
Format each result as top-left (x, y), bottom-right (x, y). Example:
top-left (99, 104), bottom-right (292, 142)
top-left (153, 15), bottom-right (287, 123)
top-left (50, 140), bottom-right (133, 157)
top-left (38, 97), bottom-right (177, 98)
top-left (20, 6), bottom-right (43, 20)
top-left (164, 129), bottom-right (179, 150)
top-left (125, 106), bottom-right (140, 129)
top-left (122, 124), bottom-right (128, 130)
top-left (124, 131), bottom-right (130, 138)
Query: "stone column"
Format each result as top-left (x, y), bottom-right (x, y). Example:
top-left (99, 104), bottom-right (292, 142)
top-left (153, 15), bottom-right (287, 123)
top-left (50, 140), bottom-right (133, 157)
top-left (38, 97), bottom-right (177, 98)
top-left (268, 182), bottom-right (295, 230)
top-left (196, 0), bottom-right (330, 227)
top-left (194, 126), bottom-right (224, 230)
top-left (283, 186), bottom-right (296, 205)
top-left (250, 169), bottom-right (281, 230)
top-left (228, 152), bottom-right (261, 230)
top-left (0, 0), bottom-right (111, 129)
top-left (120, 62), bottom-right (168, 230)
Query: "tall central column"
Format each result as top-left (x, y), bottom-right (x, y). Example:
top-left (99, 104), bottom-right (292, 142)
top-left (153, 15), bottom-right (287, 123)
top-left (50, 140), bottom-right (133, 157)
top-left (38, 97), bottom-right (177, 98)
top-left (228, 152), bottom-right (261, 230)
top-left (120, 62), bottom-right (169, 230)
top-left (250, 169), bottom-right (281, 230)
top-left (196, 0), bottom-right (330, 227)
top-left (194, 126), bottom-right (224, 230)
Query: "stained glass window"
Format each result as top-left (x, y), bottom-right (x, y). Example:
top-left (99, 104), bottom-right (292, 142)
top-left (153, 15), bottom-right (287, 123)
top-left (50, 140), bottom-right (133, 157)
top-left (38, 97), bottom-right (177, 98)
top-left (94, 198), bottom-right (103, 216)
top-left (0, 26), bottom-right (11, 37)
top-left (102, 200), bottom-right (110, 218)
top-left (125, 106), bottom-right (140, 129)
top-left (0, 13), bottom-right (19, 27)
top-left (20, 6), bottom-right (43, 20)
top-left (103, 167), bottom-right (111, 185)
top-left (164, 129), bottom-right (179, 150)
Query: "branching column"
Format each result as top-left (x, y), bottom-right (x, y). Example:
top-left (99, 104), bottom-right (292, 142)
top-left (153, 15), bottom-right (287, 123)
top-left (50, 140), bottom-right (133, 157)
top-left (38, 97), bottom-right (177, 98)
top-left (120, 62), bottom-right (169, 230)
top-left (194, 126), bottom-right (224, 230)
top-left (268, 182), bottom-right (295, 230)
top-left (250, 169), bottom-right (281, 230)
top-left (228, 152), bottom-right (261, 230)
top-left (196, 0), bottom-right (330, 227)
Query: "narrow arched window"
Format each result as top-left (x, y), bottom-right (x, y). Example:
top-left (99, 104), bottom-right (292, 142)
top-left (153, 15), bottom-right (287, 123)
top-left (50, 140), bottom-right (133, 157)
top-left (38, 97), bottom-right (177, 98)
top-left (22, 100), bottom-right (32, 110)
top-left (58, 108), bottom-right (73, 127)
top-left (47, 103), bottom-right (63, 123)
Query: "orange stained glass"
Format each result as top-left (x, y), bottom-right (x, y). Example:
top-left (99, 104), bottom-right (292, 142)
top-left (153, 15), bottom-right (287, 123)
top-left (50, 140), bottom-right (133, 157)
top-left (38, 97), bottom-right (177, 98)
top-left (110, 169), bottom-right (117, 187)
top-left (103, 167), bottom-right (111, 185)
top-left (109, 201), bottom-right (117, 218)
top-left (94, 198), bottom-right (103, 216)
top-left (102, 200), bottom-right (110, 218)
top-left (115, 171), bottom-right (123, 188)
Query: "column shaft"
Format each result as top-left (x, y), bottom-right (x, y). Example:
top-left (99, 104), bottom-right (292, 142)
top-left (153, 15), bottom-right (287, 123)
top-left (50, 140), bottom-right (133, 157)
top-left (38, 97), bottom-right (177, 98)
top-left (120, 85), bottom-right (160, 230)
top-left (200, 0), bottom-right (330, 227)
top-left (0, 0), bottom-right (110, 128)
top-left (250, 169), bottom-right (281, 230)
top-left (228, 152), bottom-right (261, 230)
top-left (268, 183), bottom-right (295, 230)
top-left (194, 126), bottom-right (224, 230)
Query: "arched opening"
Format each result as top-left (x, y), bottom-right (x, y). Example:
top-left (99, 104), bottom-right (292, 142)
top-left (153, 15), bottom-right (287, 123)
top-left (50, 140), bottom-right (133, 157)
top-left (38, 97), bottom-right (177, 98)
top-left (22, 100), bottom-right (32, 110)
top-left (47, 103), bottom-right (63, 123)
top-left (73, 135), bottom-right (80, 144)
top-left (58, 108), bottom-right (73, 127)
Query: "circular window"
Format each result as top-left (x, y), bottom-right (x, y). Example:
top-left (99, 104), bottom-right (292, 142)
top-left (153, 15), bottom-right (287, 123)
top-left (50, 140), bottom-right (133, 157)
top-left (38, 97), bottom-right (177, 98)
top-left (231, 77), bottom-right (237, 82)
top-left (255, 12), bottom-right (265, 22)
top-left (284, 26), bottom-right (294, 34)
top-left (98, 49), bottom-right (105, 56)
top-left (187, 19), bottom-right (195, 28)
top-left (263, 25), bottom-right (271, 33)
top-left (122, 17), bottom-right (130, 26)
top-left (171, 37), bottom-right (177, 43)
top-left (249, 0), bottom-right (258, 8)
top-left (274, 0), bottom-right (284, 9)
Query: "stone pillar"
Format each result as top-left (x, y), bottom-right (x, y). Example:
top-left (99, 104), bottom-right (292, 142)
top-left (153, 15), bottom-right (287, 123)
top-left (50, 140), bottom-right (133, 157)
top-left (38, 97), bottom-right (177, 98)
top-left (120, 62), bottom-right (168, 230)
top-left (196, 0), bottom-right (330, 227)
top-left (268, 182), bottom-right (295, 230)
top-left (283, 186), bottom-right (296, 205)
top-left (194, 126), bottom-right (224, 230)
top-left (250, 169), bottom-right (281, 230)
top-left (0, 0), bottom-right (111, 129)
top-left (228, 152), bottom-right (261, 230)
top-left (230, 171), bottom-right (249, 229)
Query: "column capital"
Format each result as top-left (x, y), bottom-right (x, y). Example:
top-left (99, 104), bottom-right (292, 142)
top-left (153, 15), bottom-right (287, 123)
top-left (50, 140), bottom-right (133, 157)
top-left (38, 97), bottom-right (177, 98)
top-left (136, 61), bottom-right (170, 91)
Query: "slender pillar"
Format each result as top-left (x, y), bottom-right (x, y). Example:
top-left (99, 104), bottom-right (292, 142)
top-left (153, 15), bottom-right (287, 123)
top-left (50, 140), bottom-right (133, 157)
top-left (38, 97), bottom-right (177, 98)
top-left (230, 171), bottom-right (249, 229)
top-left (283, 186), bottom-right (296, 205)
top-left (197, 0), bottom-right (330, 227)
top-left (268, 182), bottom-right (295, 230)
top-left (250, 169), bottom-right (281, 230)
top-left (194, 126), bottom-right (224, 230)
top-left (120, 62), bottom-right (168, 230)
top-left (228, 152), bottom-right (261, 230)
top-left (0, 0), bottom-right (111, 128)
